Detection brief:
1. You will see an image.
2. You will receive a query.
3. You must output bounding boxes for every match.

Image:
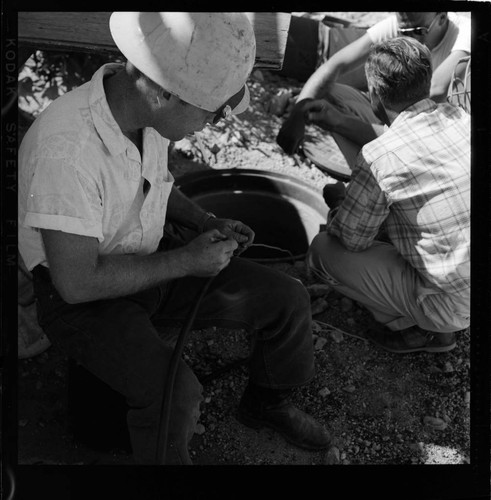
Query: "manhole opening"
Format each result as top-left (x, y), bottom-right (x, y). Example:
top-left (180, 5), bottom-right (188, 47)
top-left (176, 169), bottom-right (328, 262)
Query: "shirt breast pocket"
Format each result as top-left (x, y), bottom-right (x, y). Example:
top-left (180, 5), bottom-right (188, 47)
top-left (143, 177), bottom-right (174, 252)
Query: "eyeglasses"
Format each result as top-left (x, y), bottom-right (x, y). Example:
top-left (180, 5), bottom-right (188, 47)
top-left (212, 104), bottom-right (232, 124)
top-left (397, 14), bottom-right (439, 37)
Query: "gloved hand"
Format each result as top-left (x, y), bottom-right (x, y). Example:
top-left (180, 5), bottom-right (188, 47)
top-left (322, 182), bottom-right (346, 209)
top-left (276, 98), bottom-right (313, 155)
top-left (303, 99), bottom-right (345, 132)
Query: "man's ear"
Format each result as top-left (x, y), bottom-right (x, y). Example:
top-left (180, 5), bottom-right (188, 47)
top-left (369, 88), bottom-right (390, 126)
top-left (436, 12), bottom-right (448, 27)
top-left (160, 89), bottom-right (171, 101)
top-left (154, 88), bottom-right (172, 108)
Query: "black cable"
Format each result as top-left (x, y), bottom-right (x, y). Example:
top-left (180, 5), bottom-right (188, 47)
top-left (154, 242), bottom-right (304, 462)
top-left (155, 275), bottom-right (216, 464)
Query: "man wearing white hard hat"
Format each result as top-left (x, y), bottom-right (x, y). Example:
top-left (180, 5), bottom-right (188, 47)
top-left (18, 12), bottom-right (331, 464)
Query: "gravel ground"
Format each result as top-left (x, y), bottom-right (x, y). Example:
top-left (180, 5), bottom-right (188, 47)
top-left (184, 265), bottom-right (471, 466)
top-left (17, 258), bottom-right (471, 466)
top-left (17, 11), bottom-right (473, 474)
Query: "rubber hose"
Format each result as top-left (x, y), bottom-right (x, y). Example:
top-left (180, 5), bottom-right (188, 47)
top-left (155, 244), bottom-right (304, 462)
top-left (155, 275), bottom-right (216, 464)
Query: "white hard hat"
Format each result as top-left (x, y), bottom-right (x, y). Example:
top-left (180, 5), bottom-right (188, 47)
top-left (109, 12), bottom-right (256, 113)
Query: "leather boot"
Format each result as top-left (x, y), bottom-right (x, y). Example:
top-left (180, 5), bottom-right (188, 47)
top-left (237, 383), bottom-right (331, 451)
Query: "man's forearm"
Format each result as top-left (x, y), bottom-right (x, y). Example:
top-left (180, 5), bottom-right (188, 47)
top-left (298, 62), bottom-right (339, 101)
top-left (41, 227), bottom-right (195, 304)
top-left (298, 34), bottom-right (373, 101)
top-left (59, 247), bottom-right (191, 304)
top-left (166, 185), bottom-right (211, 232)
top-left (331, 114), bottom-right (383, 147)
top-left (430, 50), bottom-right (469, 103)
top-left (96, 250), bottom-right (189, 300)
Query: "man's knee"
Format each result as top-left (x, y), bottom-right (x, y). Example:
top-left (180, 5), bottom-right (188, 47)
top-left (290, 275), bottom-right (311, 310)
top-left (273, 270), bottom-right (311, 312)
top-left (307, 233), bottom-right (340, 275)
top-left (126, 344), bottom-right (203, 414)
top-left (238, 259), bottom-right (310, 309)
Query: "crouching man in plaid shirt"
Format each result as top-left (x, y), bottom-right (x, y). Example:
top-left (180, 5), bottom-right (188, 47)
top-left (307, 37), bottom-right (470, 354)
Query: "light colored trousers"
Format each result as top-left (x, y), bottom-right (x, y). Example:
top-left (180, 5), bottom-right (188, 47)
top-left (321, 83), bottom-right (382, 169)
top-left (307, 233), bottom-right (470, 333)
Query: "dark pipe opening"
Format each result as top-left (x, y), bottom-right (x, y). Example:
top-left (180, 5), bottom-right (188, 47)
top-left (67, 170), bottom-right (328, 451)
top-left (175, 169), bottom-right (328, 262)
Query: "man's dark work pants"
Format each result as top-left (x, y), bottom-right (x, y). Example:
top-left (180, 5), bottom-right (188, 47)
top-left (32, 255), bottom-right (314, 464)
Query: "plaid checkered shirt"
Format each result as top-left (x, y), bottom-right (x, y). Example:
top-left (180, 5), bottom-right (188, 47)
top-left (327, 99), bottom-right (470, 298)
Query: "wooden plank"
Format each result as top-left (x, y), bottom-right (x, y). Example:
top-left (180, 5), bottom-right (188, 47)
top-left (18, 12), bottom-right (291, 69)
top-left (18, 13), bottom-right (115, 53)
top-left (244, 12), bottom-right (291, 69)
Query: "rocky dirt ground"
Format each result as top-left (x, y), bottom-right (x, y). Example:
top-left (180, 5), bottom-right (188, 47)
top-left (17, 12), bottom-right (472, 469)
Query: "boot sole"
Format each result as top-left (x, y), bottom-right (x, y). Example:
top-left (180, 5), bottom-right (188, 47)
top-left (236, 411), bottom-right (331, 451)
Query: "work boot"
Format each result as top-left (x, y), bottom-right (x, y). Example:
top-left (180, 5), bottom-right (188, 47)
top-left (237, 383), bottom-right (331, 451)
top-left (365, 326), bottom-right (457, 354)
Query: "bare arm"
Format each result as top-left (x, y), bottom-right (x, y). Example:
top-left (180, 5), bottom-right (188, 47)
top-left (277, 34), bottom-right (373, 155)
top-left (297, 33), bottom-right (374, 101)
top-left (430, 50), bottom-right (470, 103)
top-left (41, 185), bottom-right (248, 304)
top-left (166, 185), bottom-right (212, 232)
top-left (41, 228), bottom-right (237, 304)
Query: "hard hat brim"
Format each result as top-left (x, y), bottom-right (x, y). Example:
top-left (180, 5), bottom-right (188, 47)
top-left (231, 85), bottom-right (250, 116)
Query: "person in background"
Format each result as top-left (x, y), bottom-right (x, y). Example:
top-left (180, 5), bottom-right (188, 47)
top-left (307, 36), bottom-right (470, 354)
top-left (277, 12), bottom-right (471, 164)
top-left (18, 12), bottom-right (331, 465)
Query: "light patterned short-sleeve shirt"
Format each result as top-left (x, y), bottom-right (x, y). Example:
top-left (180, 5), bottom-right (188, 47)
top-left (18, 63), bottom-right (174, 271)
top-left (327, 99), bottom-right (470, 305)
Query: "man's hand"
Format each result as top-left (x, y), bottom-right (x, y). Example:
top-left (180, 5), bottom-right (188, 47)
top-left (303, 98), bottom-right (382, 147)
top-left (203, 217), bottom-right (255, 256)
top-left (183, 229), bottom-right (239, 277)
top-left (276, 99), bottom-right (313, 155)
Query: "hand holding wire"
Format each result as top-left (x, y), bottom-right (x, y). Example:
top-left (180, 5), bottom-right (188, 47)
top-left (203, 217), bottom-right (255, 256)
top-left (184, 229), bottom-right (238, 277)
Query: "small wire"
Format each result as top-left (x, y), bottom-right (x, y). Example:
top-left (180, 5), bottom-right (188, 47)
top-left (246, 243), bottom-right (304, 264)
top-left (317, 320), bottom-right (471, 344)
top-left (314, 319), bottom-right (368, 341)
top-left (249, 243), bottom-right (294, 258)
